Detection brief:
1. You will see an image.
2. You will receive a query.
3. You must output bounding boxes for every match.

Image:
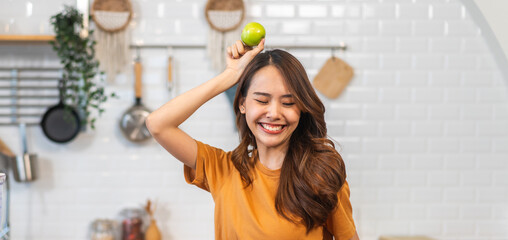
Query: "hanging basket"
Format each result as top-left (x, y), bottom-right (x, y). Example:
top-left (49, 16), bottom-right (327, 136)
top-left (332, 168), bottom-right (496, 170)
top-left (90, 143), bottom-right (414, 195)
top-left (92, 0), bottom-right (133, 33)
top-left (205, 0), bottom-right (245, 32)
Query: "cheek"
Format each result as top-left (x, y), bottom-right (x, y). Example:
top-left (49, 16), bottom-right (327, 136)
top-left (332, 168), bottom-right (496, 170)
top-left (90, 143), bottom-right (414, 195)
top-left (244, 103), bottom-right (263, 119)
top-left (244, 108), bottom-right (260, 126)
top-left (287, 110), bottom-right (301, 125)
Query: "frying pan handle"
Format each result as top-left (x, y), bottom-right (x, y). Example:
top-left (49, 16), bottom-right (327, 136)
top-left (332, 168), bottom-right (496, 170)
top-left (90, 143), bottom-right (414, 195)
top-left (58, 79), bottom-right (65, 103)
top-left (134, 59), bottom-right (142, 99)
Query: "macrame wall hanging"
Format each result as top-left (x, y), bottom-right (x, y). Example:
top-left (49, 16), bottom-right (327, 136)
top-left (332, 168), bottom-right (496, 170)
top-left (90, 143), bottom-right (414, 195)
top-left (205, 0), bottom-right (245, 72)
top-left (91, 0), bottom-right (133, 83)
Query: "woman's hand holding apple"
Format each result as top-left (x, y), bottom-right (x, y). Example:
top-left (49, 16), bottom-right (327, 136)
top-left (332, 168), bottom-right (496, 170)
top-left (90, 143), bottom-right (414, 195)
top-left (225, 38), bottom-right (265, 83)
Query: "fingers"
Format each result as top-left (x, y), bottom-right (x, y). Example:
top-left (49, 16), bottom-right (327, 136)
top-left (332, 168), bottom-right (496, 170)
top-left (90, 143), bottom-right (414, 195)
top-left (252, 38), bottom-right (265, 55)
top-left (227, 40), bottom-right (242, 59)
top-left (235, 40), bottom-right (247, 55)
top-left (233, 43), bottom-right (240, 58)
top-left (227, 39), bottom-right (265, 59)
top-left (227, 46), bottom-right (232, 58)
top-left (228, 40), bottom-right (252, 59)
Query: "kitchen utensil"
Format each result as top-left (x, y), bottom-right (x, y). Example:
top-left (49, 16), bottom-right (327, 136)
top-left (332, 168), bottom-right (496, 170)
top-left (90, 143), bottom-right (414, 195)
top-left (119, 56), bottom-right (152, 142)
top-left (312, 56), bottom-right (354, 99)
top-left (40, 79), bottom-right (81, 143)
top-left (167, 54), bottom-right (173, 92)
top-left (0, 138), bottom-right (15, 159)
top-left (144, 199), bottom-right (161, 240)
top-left (12, 123), bottom-right (37, 182)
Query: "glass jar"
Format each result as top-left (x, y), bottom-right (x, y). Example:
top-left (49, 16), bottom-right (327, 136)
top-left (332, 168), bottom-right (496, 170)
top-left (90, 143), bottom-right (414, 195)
top-left (0, 173), bottom-right (8, 239)
top-left (119, 208), bottom-right (145, 240)
top-left (90, 219), bottom-right (116, 240)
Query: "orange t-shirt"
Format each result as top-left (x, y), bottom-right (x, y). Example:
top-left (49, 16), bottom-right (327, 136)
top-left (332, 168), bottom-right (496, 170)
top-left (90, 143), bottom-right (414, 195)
top-left (184, 140), bottom-right (356, 240)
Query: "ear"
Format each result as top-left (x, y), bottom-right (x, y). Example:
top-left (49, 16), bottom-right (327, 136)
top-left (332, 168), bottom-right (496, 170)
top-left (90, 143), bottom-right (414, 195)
top-left (239, 97), bottom-right (246, 114)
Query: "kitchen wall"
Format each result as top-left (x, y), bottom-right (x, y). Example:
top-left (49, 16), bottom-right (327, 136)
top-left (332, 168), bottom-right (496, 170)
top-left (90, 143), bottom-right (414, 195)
top-left (1, 0), bottom-right (508, 239)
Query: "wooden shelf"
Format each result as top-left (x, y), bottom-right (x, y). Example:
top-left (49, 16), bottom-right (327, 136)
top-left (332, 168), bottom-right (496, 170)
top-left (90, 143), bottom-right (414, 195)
top-left (0, 35), bottom-right (55, 43)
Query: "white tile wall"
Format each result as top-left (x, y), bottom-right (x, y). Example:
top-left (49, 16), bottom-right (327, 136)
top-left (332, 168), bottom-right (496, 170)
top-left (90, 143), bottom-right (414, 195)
top-left (0, 0), bottom-right (508, 240)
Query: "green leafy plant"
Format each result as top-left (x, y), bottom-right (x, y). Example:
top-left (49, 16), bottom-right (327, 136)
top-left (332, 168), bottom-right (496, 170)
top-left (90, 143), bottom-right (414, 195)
top-left (49, 5), bottom-right (115, 129)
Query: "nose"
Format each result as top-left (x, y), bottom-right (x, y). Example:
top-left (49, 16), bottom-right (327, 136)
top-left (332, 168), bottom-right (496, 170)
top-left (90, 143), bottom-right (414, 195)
top-left (265, 101), bottom-right (282, 120)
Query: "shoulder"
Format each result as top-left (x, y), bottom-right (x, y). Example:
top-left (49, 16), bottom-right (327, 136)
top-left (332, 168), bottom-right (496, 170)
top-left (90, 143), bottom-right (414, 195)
top-left (339, 181), bottom-right (350, 195)
top-left (195, 140), bottom-right (233, 159)
top-left (195, 140), bottom-right (235, 175)
top-left (186, 140), bottom-right (236, 193)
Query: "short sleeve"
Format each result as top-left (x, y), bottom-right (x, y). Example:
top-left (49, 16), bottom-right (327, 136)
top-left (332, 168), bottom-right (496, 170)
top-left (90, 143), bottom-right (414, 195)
top-left (184, 140), bottom-right (233, 195)
top-left (325, 181), bottom-right (356, 240)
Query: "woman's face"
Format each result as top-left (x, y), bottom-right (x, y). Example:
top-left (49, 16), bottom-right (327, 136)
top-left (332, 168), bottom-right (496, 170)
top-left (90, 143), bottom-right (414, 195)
top-left (239, 65), bottom-right (301, 151)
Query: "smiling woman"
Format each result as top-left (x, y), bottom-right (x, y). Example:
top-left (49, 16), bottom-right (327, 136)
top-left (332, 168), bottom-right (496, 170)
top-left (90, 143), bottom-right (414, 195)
top-left (238, 65), bottom-right (301, 161)
top-left (146, 39), bottom-right (359, 240)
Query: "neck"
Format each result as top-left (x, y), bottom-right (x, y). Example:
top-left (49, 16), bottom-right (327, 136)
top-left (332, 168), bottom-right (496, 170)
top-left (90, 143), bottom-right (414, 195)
top-left (256, 143), bottom-right (289, 170)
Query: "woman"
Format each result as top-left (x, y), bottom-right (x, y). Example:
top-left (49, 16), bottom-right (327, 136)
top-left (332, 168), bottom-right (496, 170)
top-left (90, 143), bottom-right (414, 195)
top-left (146, 39), bottom-right (359, 240)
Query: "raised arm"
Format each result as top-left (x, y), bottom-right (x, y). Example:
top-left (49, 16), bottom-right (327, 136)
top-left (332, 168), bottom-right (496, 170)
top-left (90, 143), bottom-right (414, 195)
top-left (146, 39), bottom-right (265, 169)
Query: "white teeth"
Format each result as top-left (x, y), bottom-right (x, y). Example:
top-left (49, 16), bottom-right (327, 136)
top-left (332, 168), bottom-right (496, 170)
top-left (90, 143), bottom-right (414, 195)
top-left (261, 123), bottom-right (283, 131)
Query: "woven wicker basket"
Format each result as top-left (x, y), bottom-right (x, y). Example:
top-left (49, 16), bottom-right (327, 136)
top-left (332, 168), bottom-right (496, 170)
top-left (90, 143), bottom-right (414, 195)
top-left (205, 0), bottom-right (245, 32)
top-left (92, 0), bottom-right (133, 33)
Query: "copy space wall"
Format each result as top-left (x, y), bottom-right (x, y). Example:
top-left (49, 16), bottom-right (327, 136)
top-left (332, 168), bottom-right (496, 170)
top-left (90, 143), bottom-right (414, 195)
top-left (0, 0), bottom-right (507, 239)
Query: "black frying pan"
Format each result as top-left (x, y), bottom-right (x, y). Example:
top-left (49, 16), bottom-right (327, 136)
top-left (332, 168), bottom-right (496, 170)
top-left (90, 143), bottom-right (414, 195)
top-left (40, 80), bottom-right (81, 143)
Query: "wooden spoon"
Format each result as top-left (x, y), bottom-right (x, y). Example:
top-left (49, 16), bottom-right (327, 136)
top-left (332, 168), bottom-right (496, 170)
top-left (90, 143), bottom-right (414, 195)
top-left (0, 137), bottom-right (15, 158)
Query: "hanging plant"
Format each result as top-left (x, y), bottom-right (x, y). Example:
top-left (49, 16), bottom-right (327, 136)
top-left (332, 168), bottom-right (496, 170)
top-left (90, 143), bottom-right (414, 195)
top-left (49, 5), bottom-right (115, 129)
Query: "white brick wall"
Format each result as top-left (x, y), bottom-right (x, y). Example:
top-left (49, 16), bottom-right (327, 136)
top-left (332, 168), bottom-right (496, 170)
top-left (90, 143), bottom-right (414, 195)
top-left (1, 0), bottom-right (508, 239)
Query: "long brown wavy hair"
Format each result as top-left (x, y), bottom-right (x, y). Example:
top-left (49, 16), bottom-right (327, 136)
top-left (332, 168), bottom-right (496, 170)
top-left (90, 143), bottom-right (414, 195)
top-left (232, 49), bottom-right (347, 233)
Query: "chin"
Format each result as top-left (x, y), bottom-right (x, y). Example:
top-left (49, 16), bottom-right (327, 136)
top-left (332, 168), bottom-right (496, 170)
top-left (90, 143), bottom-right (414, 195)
top-left (257, 138), bottom-right (290, 149)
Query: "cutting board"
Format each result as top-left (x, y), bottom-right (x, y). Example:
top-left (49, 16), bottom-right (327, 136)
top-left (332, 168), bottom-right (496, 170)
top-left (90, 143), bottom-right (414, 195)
top-left (312, 56), bottom-right (354, 99)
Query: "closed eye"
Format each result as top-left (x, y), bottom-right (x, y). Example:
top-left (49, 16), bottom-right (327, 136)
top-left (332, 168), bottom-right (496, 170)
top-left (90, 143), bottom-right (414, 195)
top-left (283, 103), bottom-right (295, 106)
top-left (255, 99), bottom-right (268, 104)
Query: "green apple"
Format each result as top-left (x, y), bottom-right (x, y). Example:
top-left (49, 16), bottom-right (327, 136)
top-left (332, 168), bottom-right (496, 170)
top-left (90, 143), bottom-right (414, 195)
top-left (241, 22), bottom-right (266, 47)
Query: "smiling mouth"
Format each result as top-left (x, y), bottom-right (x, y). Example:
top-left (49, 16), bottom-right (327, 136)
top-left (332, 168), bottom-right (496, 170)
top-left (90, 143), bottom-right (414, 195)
top-left (259, 123), bottom-right (286, 133)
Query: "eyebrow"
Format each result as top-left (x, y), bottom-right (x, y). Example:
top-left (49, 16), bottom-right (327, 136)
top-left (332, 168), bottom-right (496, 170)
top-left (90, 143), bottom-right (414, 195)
top-left (253, 92), bottom-right (294, 98)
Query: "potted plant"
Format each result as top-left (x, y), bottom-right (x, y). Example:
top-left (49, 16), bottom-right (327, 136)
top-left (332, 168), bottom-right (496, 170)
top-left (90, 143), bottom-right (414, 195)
top-left (49, 5), bottom-right (114, 129)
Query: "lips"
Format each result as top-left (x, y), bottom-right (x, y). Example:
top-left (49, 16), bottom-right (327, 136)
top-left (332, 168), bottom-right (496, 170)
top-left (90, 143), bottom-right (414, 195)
top-left (258, 122), bottom-right (286, 134)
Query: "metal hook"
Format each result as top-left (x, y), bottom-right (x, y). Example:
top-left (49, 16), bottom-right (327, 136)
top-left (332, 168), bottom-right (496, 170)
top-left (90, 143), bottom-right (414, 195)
top-left (332, 42), bottom-right (348, 60)
top-left (338, 42), bottom-right (347, 52)
top-left (135, 47), bottom-right (141, 62)
top-left (167, 46), bottom-right (174, 57)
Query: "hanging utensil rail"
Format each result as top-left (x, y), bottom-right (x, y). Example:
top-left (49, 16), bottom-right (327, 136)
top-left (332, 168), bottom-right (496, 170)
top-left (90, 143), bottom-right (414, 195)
top-left (0, 67), bottom-right (62, 126)
top-left (129, 43), bottom-right (348, 50)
